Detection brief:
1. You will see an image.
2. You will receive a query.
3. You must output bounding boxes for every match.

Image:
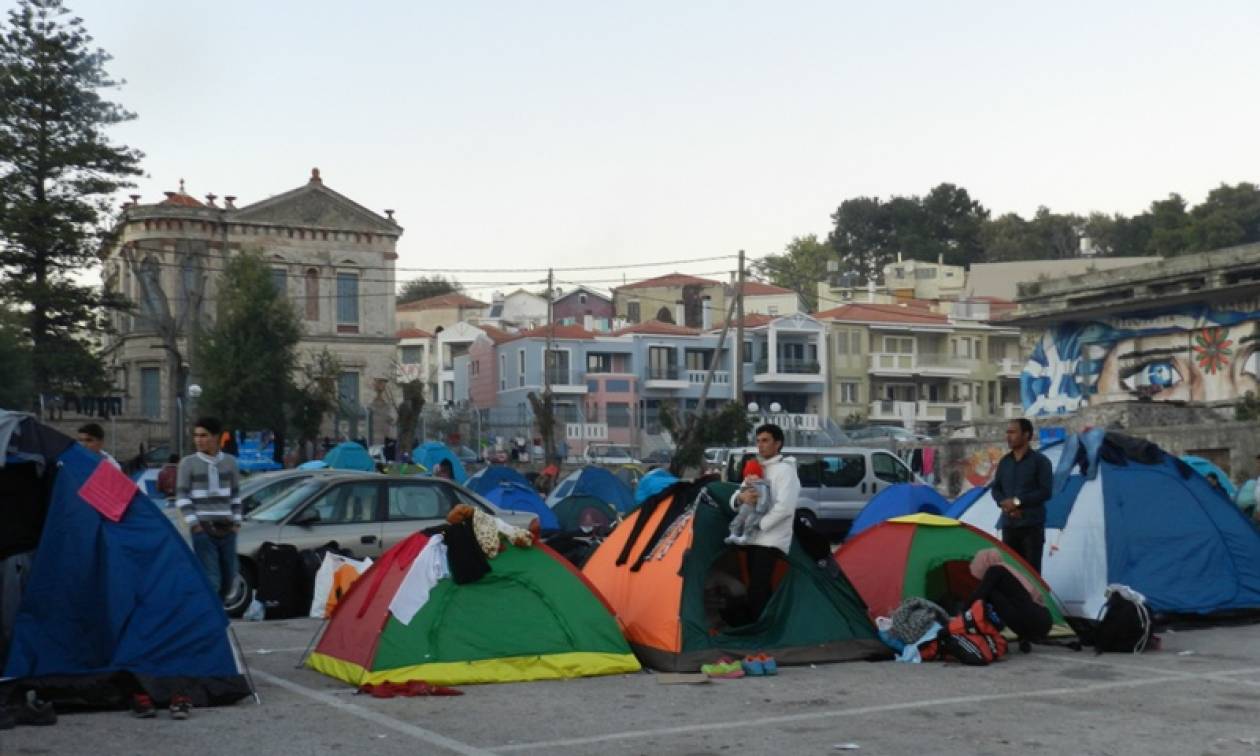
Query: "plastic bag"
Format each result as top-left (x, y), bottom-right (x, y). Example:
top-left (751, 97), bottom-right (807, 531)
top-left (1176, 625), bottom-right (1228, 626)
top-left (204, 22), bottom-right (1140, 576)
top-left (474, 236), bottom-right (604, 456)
top-left (243, 591), bottom-right (265, 622)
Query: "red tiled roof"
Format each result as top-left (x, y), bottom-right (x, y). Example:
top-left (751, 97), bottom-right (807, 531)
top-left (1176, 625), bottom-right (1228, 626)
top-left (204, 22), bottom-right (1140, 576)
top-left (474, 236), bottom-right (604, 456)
top-left (613, 320), bottom-right (700, 336)
top-left (159, 192), bottom-right (205, 208)
top-left (713, 313), bottom-right (774, 330)
top-left (616, 273), bottom-right (722, 290)
top-left (397, 292), bottom-right (489, 312)
top-left (477, 324), bottom-right (515, 344)
top-left (503, 323), bottom-right (597, 342)
top-left (815, 302), bottom-right (949, 326)
top-left (739, 281), bottom-right (795, 296)
top-left (396, 328), bottom-right (433, 339)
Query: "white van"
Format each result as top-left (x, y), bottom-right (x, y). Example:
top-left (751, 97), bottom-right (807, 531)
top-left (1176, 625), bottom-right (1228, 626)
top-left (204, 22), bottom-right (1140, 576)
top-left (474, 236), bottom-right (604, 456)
top-left (725, 446), bottom-right (919, 534)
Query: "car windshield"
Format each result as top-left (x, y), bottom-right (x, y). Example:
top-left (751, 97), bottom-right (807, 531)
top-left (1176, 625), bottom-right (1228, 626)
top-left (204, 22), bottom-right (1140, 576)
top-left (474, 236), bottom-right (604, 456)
top-left (248, 479), bottom-right (326, 522)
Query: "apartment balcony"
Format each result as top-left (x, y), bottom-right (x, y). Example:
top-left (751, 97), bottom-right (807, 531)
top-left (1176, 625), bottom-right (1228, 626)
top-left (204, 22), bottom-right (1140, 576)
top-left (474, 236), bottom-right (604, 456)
top-left (686, 369), bottom-right (730, 385)
top-left (868, 399), bottom-right (973, 424)
top-left (752, 358), bottom-right (825, 384)
top-left (566, 422), bottom-right (608, 441)
top-left (869, 400), bottom-right (917, 424)
top-left (994, 358), bottom-right (1023, 378)
top-left (868, 352), bottom-right (974, 377)
top-left (643, 365), bottom-right (689, 390)
top-left (999, 402), bottom-right (1024, 419)
top-left (545, 368), bottom-right (588, 394)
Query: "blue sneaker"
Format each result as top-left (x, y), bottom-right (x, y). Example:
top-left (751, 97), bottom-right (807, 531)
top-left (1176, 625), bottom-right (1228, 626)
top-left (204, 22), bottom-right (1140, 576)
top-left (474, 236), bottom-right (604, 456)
top-left (760, 653), bottom-right (778, 676)
top-left (741, 655), bottom-right (765, 676)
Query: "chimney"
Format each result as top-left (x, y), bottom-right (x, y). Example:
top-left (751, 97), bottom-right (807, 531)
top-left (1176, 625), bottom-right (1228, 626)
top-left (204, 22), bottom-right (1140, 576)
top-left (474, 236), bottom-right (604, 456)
top-left (866, 279), bottom-right (876, 304)
top-left (224, 195), bottom-right (237, 209)
top-left (204, 193), bottom-right (217, 207)
top-left (384, 209), bottom-right (395, 221)
top-left (310, 167), bottom-right (322, 184)
top-left (128, 194), bottom-right (141, 206)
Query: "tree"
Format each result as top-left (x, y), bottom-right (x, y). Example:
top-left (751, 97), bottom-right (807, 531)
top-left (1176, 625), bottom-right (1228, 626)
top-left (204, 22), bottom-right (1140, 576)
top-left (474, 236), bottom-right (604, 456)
top-left (197, 251), bottom-right (302, 451)
top-left (754, 234), bottom-right (832, 312)
top-left (395, 379), bottom-right (425, 448)
top-left (917, 183), bottom-right (990, 267)
top-left (828, 196), bottom-right (894, 281)
top-left (1146, 193), bottom-right (1193, 257)
top-left (291, 348), bottom-right (341, 458)
top-left (660, 401), bottom-right (750, 476)
top-left (398, 274), bottom-right (462, 305)
top-left (0, 0), bottom-right (142, 406)
top-left (0, 306), bottom-right (33, 409)
top-left (1188, 182), bottom-right (1260, 253)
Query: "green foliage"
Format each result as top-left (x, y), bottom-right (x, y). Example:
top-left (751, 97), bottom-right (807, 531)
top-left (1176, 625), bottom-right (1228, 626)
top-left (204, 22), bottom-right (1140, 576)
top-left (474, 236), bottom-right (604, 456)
top-left (291, 348), bottom-right (341, 446)
top-left (197, 251), bottom-right (302, 433)
top-left (1236, 392), bottom-right (1260, 423)
top-left (0, 306), bottom-right (33, 409)
top-left (0, 0), bottom-right (141, 400)
top-left (398, 274), bottom-right (462, 305)
top-left (753, 234), bottom-right (831, 312)
top-left (395, 379), bottom-right (425, 445)
top-left (662, 401), bottom-right (751, 475)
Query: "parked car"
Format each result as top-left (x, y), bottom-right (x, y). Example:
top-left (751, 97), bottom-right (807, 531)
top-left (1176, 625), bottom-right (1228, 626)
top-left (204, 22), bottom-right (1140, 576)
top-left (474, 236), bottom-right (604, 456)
top-left (239, 469), bottom-right (338, 514)
top-left (642, 448), bottom-right (674, 465)
top-left (583, 444), bottom-right (638, 465)
top-left (222, 473), bottom-right (537, 616)
top-left (724, 446), bottom-right (921, 537)
top-left (847, 425), bottom-right (933, 444)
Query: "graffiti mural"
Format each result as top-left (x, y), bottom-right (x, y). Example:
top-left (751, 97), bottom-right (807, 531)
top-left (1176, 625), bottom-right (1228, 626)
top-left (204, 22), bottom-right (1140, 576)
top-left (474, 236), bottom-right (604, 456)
top-left (1021, 301), bottom-right (1260, 416)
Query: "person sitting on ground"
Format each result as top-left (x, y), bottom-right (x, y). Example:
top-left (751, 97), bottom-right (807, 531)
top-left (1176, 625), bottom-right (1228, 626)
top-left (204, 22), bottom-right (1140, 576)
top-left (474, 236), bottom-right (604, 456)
top-left (968, 548), bottom-right (1052, 643)
top-left (726, 459), bottom-right (773, 546)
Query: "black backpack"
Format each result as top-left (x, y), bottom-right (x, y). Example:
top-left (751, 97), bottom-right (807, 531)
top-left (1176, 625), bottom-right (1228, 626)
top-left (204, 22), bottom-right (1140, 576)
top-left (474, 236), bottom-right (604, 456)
top-left (1093, 585), bottom-right (1153, 654)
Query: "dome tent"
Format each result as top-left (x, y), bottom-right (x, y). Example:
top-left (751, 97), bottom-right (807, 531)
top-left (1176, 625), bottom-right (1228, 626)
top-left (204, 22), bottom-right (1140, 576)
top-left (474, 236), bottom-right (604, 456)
top-left (465, 465), bottom-right (530, 495)
top-left (846, 484), bottom-right (950, 541)
top-left (483, 482), bottom-right (559, 532)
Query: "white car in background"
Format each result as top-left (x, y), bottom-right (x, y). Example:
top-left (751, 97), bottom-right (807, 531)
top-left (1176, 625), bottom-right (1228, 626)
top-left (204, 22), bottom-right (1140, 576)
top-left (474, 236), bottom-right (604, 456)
top-left (583, 444), bottom-right (638, 465)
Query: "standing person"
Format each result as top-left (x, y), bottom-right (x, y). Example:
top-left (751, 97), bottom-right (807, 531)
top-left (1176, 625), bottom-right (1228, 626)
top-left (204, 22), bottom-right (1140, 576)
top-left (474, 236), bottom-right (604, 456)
top-left (76, 423), bottom-right (121, 469)
top-left (730, 424), bottom-right (800, 622)
top-left (990, 419), bottom-right (1053, 573)
top-left (434, 459), bottom-right (454, 480)
top-left (176, 417), bottom-right (242, 608)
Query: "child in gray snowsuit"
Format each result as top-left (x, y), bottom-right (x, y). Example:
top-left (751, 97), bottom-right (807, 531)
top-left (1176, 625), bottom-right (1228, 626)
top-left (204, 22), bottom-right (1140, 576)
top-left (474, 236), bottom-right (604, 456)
top-left (726, 460), bottom-right (773, 545)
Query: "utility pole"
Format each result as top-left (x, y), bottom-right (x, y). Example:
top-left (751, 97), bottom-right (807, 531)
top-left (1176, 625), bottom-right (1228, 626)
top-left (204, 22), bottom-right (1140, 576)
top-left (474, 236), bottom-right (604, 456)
top-left (735, 249), bottom-right (746, 407)
top-left (543, 268), bottom-right (555, 462)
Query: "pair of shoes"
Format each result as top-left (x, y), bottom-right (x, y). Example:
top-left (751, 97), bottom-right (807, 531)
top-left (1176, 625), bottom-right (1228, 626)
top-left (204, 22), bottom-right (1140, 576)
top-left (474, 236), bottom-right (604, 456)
top-left (131, 693), bottom-right (156, 719)
top-left (11, 692), bottom-right (56, 726)
top-left (741, 653), bottom-right (778, 676)
top-left (700, 657), bottom-right (745, 679)
top-left (169, 694), bottom-right (193, 721)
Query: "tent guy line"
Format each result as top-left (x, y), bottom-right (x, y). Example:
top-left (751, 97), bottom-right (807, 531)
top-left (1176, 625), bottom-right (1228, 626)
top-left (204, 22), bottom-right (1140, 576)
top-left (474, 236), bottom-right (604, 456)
top-left (490, 666), bottom-right (1260, 752)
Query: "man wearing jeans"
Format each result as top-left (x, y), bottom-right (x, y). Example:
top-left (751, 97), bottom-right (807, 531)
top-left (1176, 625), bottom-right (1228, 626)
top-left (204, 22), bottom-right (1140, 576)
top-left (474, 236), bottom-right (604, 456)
top-left (991, 418), bottom-right (1053, 573)
top-left (176, 417), bottom-right (242, 602)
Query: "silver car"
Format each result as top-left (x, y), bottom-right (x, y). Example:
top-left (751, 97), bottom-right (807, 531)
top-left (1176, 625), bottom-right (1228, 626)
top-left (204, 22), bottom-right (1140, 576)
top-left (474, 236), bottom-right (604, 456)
top-left (223, 472), bottom-right (537, 616)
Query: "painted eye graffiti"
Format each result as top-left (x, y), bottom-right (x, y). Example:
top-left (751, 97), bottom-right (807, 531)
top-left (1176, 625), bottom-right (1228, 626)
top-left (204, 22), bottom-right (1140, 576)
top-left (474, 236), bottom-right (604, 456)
top-left (1241, 349), bottom-right (1260, 380)
top-left (1121, 361), bottom-right (1183, 396)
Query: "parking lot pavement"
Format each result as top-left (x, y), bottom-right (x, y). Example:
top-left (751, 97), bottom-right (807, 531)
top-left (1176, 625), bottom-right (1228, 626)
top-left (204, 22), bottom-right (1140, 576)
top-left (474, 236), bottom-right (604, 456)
top-left (7, 617), bottom-right (1260, 755)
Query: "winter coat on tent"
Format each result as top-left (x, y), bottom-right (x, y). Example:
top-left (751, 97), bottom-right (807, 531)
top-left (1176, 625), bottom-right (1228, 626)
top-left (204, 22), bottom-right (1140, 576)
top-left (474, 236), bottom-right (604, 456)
top-left (835, 513), bottom-right (1069, 632)
top-left (413, 442), bottom-right (467, 484)
top-left (1, 412), bottom-right (251, 708)
top-left (952, 432), bottom-right (1260, 618)
top-left (320, 442), bottom-right (376, 471)
top-left (465, 465), bottom-right (530, 495)
top-left (307, 528), bottom-right (639, 685)
top-left (548, 466), bottom-right (635, 514)
top-left (483, 482), bottom-right (559, 532)
top-left (846, 484), bottom-right (949, 541)
top-left (582, 480), bottom-right (888, 671)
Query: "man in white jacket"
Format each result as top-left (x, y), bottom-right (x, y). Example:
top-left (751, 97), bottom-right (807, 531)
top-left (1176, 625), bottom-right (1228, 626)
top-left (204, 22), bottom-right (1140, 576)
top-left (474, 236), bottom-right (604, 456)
top-left (733, 423), bottom-right (801, 621)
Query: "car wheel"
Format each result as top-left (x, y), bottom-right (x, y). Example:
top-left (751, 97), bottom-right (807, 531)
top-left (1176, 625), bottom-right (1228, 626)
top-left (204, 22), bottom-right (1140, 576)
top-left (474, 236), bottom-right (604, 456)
top-left (224, 560), bottom-right (256, 618)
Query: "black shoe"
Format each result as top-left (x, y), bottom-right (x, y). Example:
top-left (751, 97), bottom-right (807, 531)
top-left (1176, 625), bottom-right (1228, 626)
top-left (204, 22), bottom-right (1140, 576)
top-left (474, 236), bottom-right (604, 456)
top-left (12, 691), bottom-right (56, 726)
top-left (169, 694), bottom-right (192, 721)
top-left (131, 693), bottom-right (156, 719)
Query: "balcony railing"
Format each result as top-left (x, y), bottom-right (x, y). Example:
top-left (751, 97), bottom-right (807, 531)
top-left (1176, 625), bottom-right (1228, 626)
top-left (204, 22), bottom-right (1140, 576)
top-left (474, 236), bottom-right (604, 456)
top-left (754, 358), bottom-right (821, 374)
top-left (687, 369), bottom-right (729, 384)
top-left (646, 365), bottom-right (681, 381)
top-left (994, 358), bottom-right (1022, 376)
top-left (869, 399), bottom-right (973, 423)
top-left (545, 368), bottom-right (575, 386)
top-left (869, 352), bottom-right (975, 373)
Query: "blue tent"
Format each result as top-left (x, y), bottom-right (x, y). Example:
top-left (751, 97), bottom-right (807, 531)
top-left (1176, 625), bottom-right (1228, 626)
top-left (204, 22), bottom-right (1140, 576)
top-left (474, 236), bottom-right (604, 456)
top-left (321, 441), bottom-right (376, 472)
top-left (846, 484), bottom-right (949, 540)
top-left (413, 442), bottom-right (467, 484)
top-left (952, 433), bottom-right (1260, 617)
top-left (483, 482), bottom-right (559, 531)
top-left (548, 466), bottom-right (635, 514)
top-left (465, 465), bottom-right (530, 495)
top-left (634, 468), bottom-right (679, 507)
top-left (1181, 455), bottom-right (1237, 499)
top-left (3, 413), bottom-right (250, 707)
top-left (943, 485), bottom-right (990, 520)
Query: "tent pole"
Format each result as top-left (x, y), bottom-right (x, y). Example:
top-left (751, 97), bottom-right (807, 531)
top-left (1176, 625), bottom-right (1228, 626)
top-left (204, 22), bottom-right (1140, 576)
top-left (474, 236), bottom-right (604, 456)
top-left (228, 625), bottom-right (262, 705)
top-left (296, 617), bottom-right (330, 671)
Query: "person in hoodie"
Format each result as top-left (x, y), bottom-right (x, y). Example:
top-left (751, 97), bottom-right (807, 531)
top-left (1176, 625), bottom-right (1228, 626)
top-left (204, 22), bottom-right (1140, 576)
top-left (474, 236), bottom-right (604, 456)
top-left (730, 424), bottom-right (801, 622)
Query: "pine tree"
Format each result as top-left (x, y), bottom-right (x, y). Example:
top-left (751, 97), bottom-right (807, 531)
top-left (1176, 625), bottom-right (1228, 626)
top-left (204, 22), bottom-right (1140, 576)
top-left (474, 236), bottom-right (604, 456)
top-left (0, 0), bottom-right (142, 406)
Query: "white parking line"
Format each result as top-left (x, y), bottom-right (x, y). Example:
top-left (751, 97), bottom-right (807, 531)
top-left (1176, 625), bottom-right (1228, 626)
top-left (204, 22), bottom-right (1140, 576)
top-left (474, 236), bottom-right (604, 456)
top-left (251, 669), bottom-right (496, 756)
top-left (491, 668), bottom-right (1260, 753)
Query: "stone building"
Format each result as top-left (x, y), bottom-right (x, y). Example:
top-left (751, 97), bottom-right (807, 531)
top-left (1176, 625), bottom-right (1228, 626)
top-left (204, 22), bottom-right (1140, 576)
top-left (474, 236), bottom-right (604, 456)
top-left (612, 273), bottom-right (726, 329)
top-left (98, 169), bottom-right (403, 452)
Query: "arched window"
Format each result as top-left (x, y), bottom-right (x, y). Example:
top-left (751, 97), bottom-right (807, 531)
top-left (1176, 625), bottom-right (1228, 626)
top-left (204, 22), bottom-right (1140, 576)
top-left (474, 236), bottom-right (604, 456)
top-left (304, 268), bottom-right (320, 321)
top-left (656, 306), bottom-right (674, 324)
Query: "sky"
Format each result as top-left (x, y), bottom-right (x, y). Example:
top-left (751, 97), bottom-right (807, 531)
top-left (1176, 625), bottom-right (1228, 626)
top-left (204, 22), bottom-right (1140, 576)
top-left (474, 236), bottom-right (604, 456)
top-left (33, 0), bottom-right (1260, 299)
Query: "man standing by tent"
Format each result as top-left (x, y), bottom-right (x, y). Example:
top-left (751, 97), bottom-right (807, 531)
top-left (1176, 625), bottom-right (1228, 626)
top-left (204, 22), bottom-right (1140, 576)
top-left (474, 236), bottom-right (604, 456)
top-left (76, 423), bottom-right (121, 469)
top-left (991, 419), bottom-right (1053, 573)
top-left (176, 417), bottom-right (242, 605)
top-left (734, 423), bottom-right (801, 622)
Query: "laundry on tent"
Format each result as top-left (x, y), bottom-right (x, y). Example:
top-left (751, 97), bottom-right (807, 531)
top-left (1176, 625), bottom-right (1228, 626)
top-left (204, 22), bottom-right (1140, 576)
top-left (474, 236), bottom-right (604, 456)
top-left (846, 484), bottom-right (950, 541)
top-left (309, 551), bottom-right (374, 618)
top-left (582, 480), bottom-right (888, 672)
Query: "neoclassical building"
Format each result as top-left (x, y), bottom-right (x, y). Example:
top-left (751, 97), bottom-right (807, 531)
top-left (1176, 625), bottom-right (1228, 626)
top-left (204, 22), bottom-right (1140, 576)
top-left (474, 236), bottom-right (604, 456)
top-left (99, 169), bottom-right (402, 450)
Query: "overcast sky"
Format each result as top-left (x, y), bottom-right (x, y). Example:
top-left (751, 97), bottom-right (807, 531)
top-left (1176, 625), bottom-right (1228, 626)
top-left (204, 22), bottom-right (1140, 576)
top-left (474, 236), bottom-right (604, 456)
top-left (49, 0), bottom-right (1260, 298)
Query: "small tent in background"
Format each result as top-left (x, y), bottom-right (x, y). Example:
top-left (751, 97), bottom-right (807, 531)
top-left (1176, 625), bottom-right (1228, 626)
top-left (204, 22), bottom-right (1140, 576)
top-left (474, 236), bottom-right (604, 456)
top-left (582, 481), bottom-right (887, 671)
top-left (319, 441), bottom-right (376, 472)
top-left (846, 484), bottom-right (949, 541)
top-left (952, 433), bottom-right (1260, 617)
top-left (413, 442), bottom-right (467, 484)
top-left (483, 482), bottom-right (559, 531)
top-left (1181, 455), bottom-right (1237, 500)
top-left (465, 465), bottom-right (530, 495)
top-left (548, 466), bottom-right (635, 514)
top-left (307, 532), bottom-right (639, 685)
top-left (836, 514), bottom-right (1069, 631)
top-left (2, 411), bottom-right (251, 709)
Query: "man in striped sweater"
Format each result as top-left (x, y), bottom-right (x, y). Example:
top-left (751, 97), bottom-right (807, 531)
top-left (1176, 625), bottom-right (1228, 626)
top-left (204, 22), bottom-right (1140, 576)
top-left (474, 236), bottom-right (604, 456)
top-left (176, 417), bottom-right (242, 602)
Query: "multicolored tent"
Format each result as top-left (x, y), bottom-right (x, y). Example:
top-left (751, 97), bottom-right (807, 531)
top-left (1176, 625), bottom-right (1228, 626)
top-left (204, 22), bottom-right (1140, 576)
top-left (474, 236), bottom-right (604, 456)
top-left (307, 532), bottom-right (639, 686)
top-left (846, 483), bottom-right (949, 541)
top-left (582, 481), bottom-right (887, 671)
top-left (835, 514), bottom-right (1068, 628)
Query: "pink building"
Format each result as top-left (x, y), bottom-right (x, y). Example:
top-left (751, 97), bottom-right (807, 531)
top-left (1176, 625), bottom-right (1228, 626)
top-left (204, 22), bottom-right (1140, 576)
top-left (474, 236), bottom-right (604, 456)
top-left (467, 328), bottom-right (512, 409)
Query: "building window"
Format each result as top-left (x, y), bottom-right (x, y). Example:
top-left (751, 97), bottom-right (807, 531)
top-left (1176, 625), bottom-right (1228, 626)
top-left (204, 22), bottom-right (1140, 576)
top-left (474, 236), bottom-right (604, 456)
top-left (627, 300), bottom-right (641, 323)
top-left (140, 367), bottom-right (161, 419)
top-left (648, 347), bottom-right (676, 379)
top-left (337, 371), bottom-right (360, 411)
top-left (336, 272), bottom-right (359, 331)
top-left (883, 336), bottom-right (914, 354)
top-left (587, 353), bottom-right (612, 373)
top-left (518, 350), bottom-right (525, 387)
top-left (271, 268), bottom-right (287, 295)
top-left (768, 305), bottom-right (779, 315)
top-left (304, 269), bottom-right (319, 321)
top-left (838, 381), bottom-right (860, 404)
top-left (607, 402), bottom-right (631, 428)
top-left (836, 332), bottom-right (850, 355)
top-left (684, 349), bottom-right (713, 371)
top-left (606, 379), bottom-right (631, 393)
top-left (915, 268), bottom-right (938, 279)
top-left (400, 346), bottom-right (423, 365)
top-left (579, 293), bottom-right (587, 305)
top-left (743, 340), bottom-right (753, 363)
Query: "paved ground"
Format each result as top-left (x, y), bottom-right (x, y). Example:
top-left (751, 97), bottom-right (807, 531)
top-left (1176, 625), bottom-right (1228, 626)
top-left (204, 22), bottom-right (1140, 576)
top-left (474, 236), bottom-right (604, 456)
top-left (7, 617), bottom-right (1260, 755)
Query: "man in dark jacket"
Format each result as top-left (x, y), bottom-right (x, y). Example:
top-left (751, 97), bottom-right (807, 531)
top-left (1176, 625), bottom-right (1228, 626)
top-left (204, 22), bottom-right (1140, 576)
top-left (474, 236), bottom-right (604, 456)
top-left (991, 419), bottom-right (1053, 573)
